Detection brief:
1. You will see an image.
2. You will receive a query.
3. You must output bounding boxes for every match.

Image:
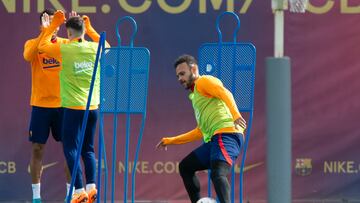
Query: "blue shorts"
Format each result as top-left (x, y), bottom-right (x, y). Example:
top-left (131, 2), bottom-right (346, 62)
top-left (193, 133), bottom-right (243, 166)
top-left (28, 106), bottom-right (63, 144)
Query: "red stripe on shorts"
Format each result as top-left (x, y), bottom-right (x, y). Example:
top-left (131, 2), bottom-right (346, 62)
top-left (218, 134), bottom-right (233, 165)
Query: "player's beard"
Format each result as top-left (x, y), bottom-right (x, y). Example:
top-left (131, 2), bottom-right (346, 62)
top-left (184, 74), bottom-right (195, 90)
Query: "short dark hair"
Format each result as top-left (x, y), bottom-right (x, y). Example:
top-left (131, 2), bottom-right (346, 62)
top-left (39, 8), bottom-right (55, 24)
top-left (174, 54), bottom-right (198, 69)
top-left (65, 16), bottom-right (84, 32)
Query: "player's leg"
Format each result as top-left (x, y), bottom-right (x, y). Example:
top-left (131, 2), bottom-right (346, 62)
top-left (179, 143), bottom-right (211, 203)
top-left (30, 143), bottom-right (45, 184)
top-left (210, 161), bottom-right (231, 203)
top-left (29, 106), bottom-right (52, 202)
top-left (81, 109), bottom-right (98, 203)
top-left (30, 143), bottom-right (45, 202)
top-left (50, 107), bottom-right (72, 198)
top-left (64, 164), bottom-right (73, 199)
top-left (209, 133), bottom-right (243, 203)
top-left (61, 108), bottom-right (88, 203)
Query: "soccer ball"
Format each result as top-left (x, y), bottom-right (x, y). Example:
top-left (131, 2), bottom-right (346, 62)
top-left (197, 197), bottom-right (217, 203)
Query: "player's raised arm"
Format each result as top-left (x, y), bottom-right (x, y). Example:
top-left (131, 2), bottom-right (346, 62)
top-left (23, 15), bottom-right (50, 62)
top-left (82, 15), bottom-right (110, 47)
top-left (38, 10), bottom-right (65, 59)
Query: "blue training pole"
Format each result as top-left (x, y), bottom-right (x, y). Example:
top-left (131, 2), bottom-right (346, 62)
top-left (124, 49), bottom-right (134, 203)
top-left (131, 113), bottom-right (146, 202)
top-left (97, 32), bottom-right (106, 203)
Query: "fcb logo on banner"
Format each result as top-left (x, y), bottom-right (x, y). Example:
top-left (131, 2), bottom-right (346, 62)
top-left (295, 158), bottom-right (312, 176)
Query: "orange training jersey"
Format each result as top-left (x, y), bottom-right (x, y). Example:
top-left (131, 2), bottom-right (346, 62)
top-left (23, 33), bottom-right (68, 108)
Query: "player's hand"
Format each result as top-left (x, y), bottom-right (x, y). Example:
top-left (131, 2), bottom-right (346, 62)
top-left (41, 13), bottom-right (50, 28)
top-left (52, 10), bottom-right (65, 26)
top-left (69, 10), bottom-right (80, 18)
top-left (156, 140), bottom-right (167, 151)
top-left (82, 15), bottom-right (91, 26)
top-left (82, 15), bottom-right (92, 34)
top-left (234, 117), bottom-right (246, 130)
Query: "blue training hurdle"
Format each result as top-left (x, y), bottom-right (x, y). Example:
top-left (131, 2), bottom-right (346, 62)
top-left (198, 11), bottom-right (256, 203)
top-left (97, 16), bottom-right (150, 203)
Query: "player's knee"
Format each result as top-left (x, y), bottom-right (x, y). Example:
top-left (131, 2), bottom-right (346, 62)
top-left (32, 144), bottom-right (44, 158)
top-left (179, 159), bottom-right (189, 177)
top-left (210, 170), bottom-right (221, 181)
top-left (211, 172), bottom-right (229, 187)
top-left (81, 149), bottom-right (95, 157)
top-left (210, 168), bottom-right (228, 181)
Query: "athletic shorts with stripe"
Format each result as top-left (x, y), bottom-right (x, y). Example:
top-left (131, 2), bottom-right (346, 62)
top-left (193, 133), bottom-right (243, 167)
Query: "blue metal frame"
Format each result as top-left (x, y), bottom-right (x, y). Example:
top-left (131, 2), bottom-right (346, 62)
top-left (198, 11), bottom-right (256, 203)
